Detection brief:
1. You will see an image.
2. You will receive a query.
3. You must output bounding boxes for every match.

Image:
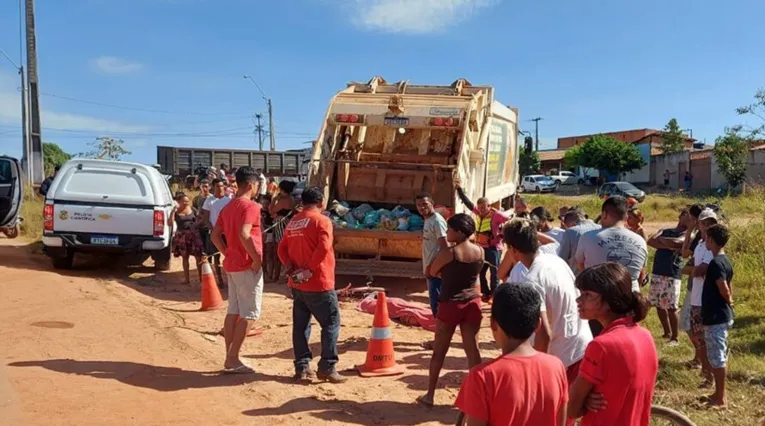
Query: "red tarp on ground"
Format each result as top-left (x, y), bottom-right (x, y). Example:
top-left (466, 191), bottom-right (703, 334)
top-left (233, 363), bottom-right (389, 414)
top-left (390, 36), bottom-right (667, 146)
top-left (357, 295), bottom-right (436, 332)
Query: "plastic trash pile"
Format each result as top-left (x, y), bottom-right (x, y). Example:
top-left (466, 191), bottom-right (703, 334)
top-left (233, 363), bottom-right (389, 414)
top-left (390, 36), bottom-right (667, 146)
top-left (323, 200), bottom-right (452, 232)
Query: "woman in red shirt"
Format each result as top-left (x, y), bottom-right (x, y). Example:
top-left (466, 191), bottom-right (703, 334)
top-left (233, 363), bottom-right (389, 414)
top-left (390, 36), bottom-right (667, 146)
top-left (568, 263), bottom-right (658, 426)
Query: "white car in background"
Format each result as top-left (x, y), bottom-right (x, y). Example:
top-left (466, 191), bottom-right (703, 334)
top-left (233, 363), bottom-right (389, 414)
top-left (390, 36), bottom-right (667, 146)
top-left (548, 170), bottom-right (584, 186)
top-left (42, 159), bottom-right (175, 270)
top-left (520, 175), bottom-right (558, 193)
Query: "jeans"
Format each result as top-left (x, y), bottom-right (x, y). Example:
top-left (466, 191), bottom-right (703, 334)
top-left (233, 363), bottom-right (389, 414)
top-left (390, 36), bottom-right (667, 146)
top-left (292, 288), bottom-right (341, 374)
top-left (480, 247), bottom-right (500, 297)
top-left (427, 277), bottom-right (442, 316)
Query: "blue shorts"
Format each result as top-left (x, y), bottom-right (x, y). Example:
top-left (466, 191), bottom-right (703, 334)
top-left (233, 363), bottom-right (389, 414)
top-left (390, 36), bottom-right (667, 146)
top-left (704, 321), bottom-right (733, 369)
top-left (426, 277), bottom-right (442, 316)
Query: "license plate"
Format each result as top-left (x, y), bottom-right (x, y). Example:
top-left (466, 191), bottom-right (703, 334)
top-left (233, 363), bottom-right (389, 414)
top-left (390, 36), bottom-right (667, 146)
top-left (384, 117), bottom-right (409, 127)
top-left (91, 235), bottom-right (119, 245)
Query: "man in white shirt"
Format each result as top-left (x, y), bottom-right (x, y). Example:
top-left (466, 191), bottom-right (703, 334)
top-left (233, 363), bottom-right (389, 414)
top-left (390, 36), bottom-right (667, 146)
top-left (256, 169), bottom-right (268, 197)
top-left (502, 218), bottom-right (592, 385)
top-left (688, 208), bottom-right (718, 384)
top-left (201, 178), bottom-right (233, 285)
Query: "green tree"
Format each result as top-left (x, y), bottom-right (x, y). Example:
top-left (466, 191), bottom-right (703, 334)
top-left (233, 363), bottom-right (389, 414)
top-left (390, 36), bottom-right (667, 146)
top-left (714, 129), bottom-right (751, 189)
top-left (81, 136), bottom-right (131, 161)
top-left (42, 142), bottom-right (72, 176)
top-left (660, 118), bottom-right (685, 155)
top-left (519, 149), bottom-right (541, 177)
top-left (734, 88), bottom-right (765, 139)
top-left (563, 134), bottom-right (645, 176)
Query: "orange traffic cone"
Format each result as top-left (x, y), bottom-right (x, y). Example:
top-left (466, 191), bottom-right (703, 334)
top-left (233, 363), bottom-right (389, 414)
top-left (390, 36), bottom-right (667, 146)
top-left (199, 258), bottom-right (224, 311)
top-left (356, 291), bottom-right (405, 377)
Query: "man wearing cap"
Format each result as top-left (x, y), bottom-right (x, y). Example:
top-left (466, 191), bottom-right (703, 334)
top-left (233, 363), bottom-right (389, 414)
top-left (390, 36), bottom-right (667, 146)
top-left (684, 208), bottom-right (719, 384)
top-left (278, 186), bottom-right (346, 384)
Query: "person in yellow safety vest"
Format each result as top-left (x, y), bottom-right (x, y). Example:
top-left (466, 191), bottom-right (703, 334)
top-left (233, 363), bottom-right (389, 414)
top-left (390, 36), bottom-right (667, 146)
top-left (454, 180), bottom-right (511, 302)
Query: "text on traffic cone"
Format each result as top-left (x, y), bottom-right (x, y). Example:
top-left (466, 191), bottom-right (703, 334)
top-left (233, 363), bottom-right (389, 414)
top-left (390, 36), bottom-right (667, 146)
top-left (200, 257), bottom-right (224, 311)
top-left (356, 291), bottom-right (405, 377)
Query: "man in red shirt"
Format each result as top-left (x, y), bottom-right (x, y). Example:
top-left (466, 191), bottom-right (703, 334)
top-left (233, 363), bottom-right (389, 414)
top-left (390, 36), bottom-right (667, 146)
top-left (455, 284), bottom-right (569, 426)
top-left (211, 166), bottom-right (263, 374)
top-left (277, 187), bottom-right (345, 384)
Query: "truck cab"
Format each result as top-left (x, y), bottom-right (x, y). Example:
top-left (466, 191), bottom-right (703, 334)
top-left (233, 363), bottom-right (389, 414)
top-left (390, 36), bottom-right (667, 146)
top-left (308, 77), bottom-right (519, 279)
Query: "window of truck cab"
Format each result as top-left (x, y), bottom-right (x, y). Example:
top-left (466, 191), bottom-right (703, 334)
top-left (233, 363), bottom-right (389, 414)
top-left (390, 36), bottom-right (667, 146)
top-left (0, 160), bottom-right (12, 184)
top-left (62, 167), bottom-right (152, 199)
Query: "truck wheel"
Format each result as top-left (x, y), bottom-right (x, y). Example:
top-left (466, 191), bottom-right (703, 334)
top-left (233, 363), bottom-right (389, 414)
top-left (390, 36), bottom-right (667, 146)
top-left (555, 180), bottom-right (562, 187)
top-left (51, 250), bottom-right (75, 270)
top-left (577, 178), bottom-right (585, 185)
top-left (535, 186), bottom-right (541, 193)
top-left (152, 246), bottom-right (172, 271)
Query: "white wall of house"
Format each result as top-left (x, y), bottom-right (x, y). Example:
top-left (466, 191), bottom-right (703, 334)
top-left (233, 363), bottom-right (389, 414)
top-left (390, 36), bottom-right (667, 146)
top-left (652, 151), bottom-right (690, 189)
top-left (622, 143), bottom-right (651, 184)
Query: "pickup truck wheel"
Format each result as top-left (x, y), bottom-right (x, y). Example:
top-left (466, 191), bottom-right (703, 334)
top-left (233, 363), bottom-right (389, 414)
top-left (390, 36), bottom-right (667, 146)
top-left (51, 250), bottom-right (75, 270)
top-left (577, 178), bottom-right (585, 185)
top-left (554, 180), bottom-right (562, 187)
top-left (535, 186), bottom-right (541, 193)
top-left (152, 246), bottom-right (172, 271)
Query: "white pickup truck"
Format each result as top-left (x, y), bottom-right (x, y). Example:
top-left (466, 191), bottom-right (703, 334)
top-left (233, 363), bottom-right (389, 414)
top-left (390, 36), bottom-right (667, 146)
top-left (548, 170), bottom-right (584, 186)
top-left (42, 159), bottom-right (175, 270)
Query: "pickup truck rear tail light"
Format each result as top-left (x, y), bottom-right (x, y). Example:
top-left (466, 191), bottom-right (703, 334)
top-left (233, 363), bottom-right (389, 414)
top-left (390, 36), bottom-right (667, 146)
top-left (429, 117), bottom-right (460, 127)
top-left (153, 211), bottom-right (165, 236)
top-left (43, 204), bottom-right (54, 232)
top-left (335, 114), bottom-right (364, 124)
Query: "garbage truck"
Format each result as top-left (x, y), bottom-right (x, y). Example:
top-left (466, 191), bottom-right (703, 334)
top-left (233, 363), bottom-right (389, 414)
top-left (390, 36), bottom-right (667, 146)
top-left (307, 76), bottom-right (519, 280)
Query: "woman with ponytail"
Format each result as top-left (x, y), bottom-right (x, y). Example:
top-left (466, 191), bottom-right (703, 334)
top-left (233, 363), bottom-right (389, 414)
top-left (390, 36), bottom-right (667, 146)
top-left (567, 263), bottom-right (658, 426)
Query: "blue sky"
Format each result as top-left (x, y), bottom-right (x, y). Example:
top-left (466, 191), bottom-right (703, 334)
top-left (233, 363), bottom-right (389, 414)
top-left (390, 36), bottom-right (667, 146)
top-left (1, 0), bottom-right (764, 164)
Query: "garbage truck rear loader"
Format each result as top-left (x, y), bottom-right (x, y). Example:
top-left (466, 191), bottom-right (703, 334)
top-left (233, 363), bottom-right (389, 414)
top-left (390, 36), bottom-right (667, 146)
top-left (307, 77), bottom-right (519, 280)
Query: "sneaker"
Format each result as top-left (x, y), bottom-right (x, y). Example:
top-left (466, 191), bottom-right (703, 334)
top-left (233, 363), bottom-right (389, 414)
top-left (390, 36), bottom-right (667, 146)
top-left (317, 371), bottom-right (348, 384)
top-left (667, 340), bottom-right (680, 347)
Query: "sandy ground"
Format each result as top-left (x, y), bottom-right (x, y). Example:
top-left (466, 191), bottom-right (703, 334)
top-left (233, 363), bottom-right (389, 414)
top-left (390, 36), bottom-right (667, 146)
top-left (0, 239), bottom-right (500, 426)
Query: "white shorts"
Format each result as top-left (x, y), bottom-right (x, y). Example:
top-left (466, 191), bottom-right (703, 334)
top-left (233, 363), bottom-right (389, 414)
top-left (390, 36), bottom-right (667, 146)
top-left (225, 269), bottom-right (264, 320)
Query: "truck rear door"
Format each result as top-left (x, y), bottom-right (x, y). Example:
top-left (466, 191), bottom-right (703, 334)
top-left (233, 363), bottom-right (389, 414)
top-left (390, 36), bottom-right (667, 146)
top-left (0, 156), bottom-right (22, 227)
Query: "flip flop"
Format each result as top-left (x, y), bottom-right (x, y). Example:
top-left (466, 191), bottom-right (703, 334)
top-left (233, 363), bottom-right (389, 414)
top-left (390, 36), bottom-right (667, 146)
top-left (222, 365), bottom-right (255, 375)
top-left (416, 395), bottom-right (434, 408)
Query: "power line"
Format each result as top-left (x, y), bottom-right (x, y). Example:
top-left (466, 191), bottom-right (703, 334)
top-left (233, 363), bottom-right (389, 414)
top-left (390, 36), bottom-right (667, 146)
top-left (39, 92), bottom-right (246, 116)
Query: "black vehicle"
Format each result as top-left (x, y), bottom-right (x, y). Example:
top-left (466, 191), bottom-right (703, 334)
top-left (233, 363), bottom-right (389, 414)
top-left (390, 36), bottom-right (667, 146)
top-left (598, 181), bottom-right (646, 203)
top-left (0, 156), bottom-right (23, 239)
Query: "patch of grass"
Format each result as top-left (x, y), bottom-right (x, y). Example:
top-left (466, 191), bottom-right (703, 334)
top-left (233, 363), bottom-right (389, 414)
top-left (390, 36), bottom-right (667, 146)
top-left (19, 185), bottom-right (44, 241)
top-left (522, 187), bottom-right (765, 223)
top-left (643, 215), bottom-right (765, 425)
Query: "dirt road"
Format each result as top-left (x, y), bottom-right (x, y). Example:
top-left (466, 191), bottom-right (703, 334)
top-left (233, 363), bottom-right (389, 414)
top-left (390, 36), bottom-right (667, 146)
top-left (0, 240), bottom-right (498, 425)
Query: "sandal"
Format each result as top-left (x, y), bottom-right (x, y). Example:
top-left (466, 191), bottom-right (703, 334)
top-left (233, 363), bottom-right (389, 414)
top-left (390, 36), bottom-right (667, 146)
top-left (416, 395), bottom-right (434, 408)
top-left (222, 364), bottom-right (255, 375)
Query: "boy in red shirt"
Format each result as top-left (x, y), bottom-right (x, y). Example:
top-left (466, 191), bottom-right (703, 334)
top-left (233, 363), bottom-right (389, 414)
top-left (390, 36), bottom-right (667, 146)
top-left (211, 166), bottom-right (263, 374)
top-left (455, 284), bottom-right (569, 426)
top-left (277, 187), bottom-right (345, 384)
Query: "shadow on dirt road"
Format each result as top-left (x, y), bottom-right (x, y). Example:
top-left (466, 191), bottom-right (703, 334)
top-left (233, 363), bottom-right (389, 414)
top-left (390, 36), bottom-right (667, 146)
top-left (243, 395), bottom-right (457, 425)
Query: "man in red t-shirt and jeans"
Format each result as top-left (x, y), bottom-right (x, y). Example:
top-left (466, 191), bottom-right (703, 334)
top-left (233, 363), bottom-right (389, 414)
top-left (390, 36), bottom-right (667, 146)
top-left (277, 187), bottom-right (345, 384)
top-left (211, 166), bottom-right (263, 374)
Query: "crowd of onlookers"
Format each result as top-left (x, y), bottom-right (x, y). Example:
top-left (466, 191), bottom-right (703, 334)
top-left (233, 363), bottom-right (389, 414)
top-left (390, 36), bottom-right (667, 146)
top-left (167, 167), bottom-right (735, 424)
top-left (416, 183), bottom-right (734, 424)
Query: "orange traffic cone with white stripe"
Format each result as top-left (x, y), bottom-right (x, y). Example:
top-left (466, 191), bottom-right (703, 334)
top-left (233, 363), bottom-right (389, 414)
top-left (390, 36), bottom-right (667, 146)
top-left (199, 257), bottom-right (224, 311)
top-left (356, 291), bottom-right (405, 377)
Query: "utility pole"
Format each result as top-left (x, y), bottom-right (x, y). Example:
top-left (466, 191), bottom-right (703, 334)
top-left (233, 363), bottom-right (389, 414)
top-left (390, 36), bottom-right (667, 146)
top-left (24, 0), bottom-right (44, 185)
top-left (254, 113), bottom-right (264, 150)
top-left (0, 48), bottom-right (29, 182)
top-left (530, 117), bottom-right (543, 152)
top-left (244, 75), bottom-right (276, 151)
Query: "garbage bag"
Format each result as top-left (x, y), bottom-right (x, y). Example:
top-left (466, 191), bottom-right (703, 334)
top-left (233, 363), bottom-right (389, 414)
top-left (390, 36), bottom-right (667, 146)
top-left (391, 205), bottom-right (411, 219)
top-left (362, 210), bottom-right (382, 228)
top-left (352, 203), bottom-right (374, 220)
top-left (408, 215), bottom-right (424, 231)
top-left (397, 217), bottom-right (409, 231)
top-left (343, 212), bottom-right (359, 228)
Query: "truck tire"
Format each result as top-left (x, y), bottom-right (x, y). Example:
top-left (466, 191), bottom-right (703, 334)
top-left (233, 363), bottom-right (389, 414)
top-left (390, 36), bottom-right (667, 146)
top-left (535, 186), bottom-right (541, 193)
top-left (152, 246), bottom-right (172, 271)
top-left (51, 249), bottom-right (75, 270)
top-left (577, 178), bottom-right (585, 185)
top-left (554, 180), bottom-right (562, 187)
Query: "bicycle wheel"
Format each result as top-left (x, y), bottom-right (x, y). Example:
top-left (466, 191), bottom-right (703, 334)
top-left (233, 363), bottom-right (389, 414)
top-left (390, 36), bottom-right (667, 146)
top-left (650, 405), bottom-right (696, 426)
